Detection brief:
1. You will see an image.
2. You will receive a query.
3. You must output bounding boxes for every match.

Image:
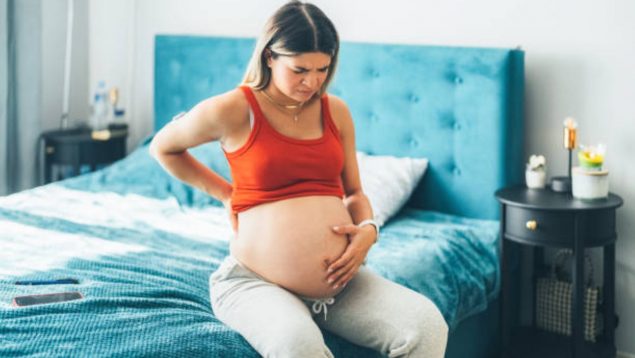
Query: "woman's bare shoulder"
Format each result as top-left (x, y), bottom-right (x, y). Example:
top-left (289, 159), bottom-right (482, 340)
top-left (326, 93), bottom-right (353, 131)
top-left (202, 87), bottom-right (249, 127)
top-left (150, 88), bottom-right (249, 153)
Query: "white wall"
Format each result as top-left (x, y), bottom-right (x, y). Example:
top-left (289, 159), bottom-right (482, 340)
top-left (42, 0), bottom-right (89, 131)
top-left (85, 0), bottom-right (635, 354)
top-left (87, 0), bottom-right (135, 148)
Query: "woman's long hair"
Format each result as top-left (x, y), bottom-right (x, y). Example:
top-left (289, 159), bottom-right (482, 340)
top-left (242, 1), bottom-right (339, 95)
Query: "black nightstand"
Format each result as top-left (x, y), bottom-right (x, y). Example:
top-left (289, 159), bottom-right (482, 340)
top-left (495, 186), bottom-right (623, 358)
top-left (41, 126), bottom-right (128, 184)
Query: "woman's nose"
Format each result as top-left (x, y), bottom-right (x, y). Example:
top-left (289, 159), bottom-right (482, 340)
top-left (303, 73), bottom-right (321, 88)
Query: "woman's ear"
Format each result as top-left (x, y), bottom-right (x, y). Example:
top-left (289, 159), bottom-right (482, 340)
top-left (264, 49), bottom-right (273, 67)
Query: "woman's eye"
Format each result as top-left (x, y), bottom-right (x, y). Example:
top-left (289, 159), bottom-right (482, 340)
top-left (291, 68), bottom-right (328, 74)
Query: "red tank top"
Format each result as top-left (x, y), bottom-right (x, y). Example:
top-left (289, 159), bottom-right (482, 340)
top-left (223, 86), bottom-right (345, 214)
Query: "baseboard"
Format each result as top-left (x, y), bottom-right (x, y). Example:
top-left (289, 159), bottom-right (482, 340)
top-left (617, 351), bottom-right (635, 358)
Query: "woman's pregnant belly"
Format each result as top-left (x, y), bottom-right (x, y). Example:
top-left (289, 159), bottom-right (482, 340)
top-left (230, 195), bottom-right (353, 299)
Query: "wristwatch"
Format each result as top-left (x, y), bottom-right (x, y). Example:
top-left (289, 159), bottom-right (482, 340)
top-left (357, 219), bottom-right (380, 243)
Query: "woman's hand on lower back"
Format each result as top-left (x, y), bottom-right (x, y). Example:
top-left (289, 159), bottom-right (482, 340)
top-left (222, 197), bottom-right (238, 233)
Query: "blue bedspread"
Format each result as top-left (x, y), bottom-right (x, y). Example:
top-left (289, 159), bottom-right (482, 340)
top-left (0, 143), bottom-right (499, 357)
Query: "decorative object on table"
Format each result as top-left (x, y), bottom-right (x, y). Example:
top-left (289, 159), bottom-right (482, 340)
top-left (536, 249), bottom-right (600, 342)
top-left (572, 143), bottom-right (609, 199)
top-left (107, 87), bottom-right (128, 129)
top-left (577, 144), bottom-right (605, 171)
top-left (91, 84), bottom-right (127, 138)
top-left (525, 154), bottom-right (547, 189)
top-left (550, 117), bottom-right (578, 192)
top-left (108, 87), bottom-right (119, 124)
top-left (90, 81), bottom-right (109, 131)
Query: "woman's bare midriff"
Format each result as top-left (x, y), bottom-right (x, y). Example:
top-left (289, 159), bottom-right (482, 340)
top-left (230, 195), bottom-right (353, 299)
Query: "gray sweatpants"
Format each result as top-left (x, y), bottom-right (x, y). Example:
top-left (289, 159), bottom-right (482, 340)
top-left (209, 255), bottom-right (448, 358)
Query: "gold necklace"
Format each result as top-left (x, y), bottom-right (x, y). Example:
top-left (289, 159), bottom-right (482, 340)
top-left (260, 89), bottom-right (305, 123)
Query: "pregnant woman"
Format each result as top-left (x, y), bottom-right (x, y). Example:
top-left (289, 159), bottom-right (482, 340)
top-left (150, 1), bottom-right (448, 357)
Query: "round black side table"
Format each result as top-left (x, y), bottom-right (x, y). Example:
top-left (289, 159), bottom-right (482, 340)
top-left (41, 127), bottom-right (128, 184)
top-left (495, 186), bottom-right (623, 358)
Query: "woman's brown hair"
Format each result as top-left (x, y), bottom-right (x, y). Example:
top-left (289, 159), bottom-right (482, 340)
top-left (242, 1), bottom-right (339, 96)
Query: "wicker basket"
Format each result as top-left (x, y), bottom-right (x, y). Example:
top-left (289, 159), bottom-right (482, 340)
top-left (535, 249), bottom-right (600, 342)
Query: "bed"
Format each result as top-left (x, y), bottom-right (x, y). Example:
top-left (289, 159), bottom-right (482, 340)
top-left (0, 35), bottom-right (524, 357)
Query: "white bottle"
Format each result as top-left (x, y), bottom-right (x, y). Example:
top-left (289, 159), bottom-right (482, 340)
top-left (91, 81), bottom-right (109, 130)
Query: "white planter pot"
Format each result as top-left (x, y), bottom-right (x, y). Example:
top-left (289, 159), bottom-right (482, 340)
top-left (526, 170), bottom-right (546, 189)
top-left (572, 167), bottom-right (609, 199)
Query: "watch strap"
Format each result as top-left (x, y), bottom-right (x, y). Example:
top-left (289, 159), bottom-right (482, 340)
top-left (357, 219), bottom-right (380, 242)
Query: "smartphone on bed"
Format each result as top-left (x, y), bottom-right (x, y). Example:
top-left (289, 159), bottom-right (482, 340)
top-left (12, 291), bottom-right (84, 307)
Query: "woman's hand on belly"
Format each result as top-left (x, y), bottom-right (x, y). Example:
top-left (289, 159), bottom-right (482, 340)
top-left (230, 195), bottom-right (355, 298)
top-left (325, 224), bottom-right (377, 289)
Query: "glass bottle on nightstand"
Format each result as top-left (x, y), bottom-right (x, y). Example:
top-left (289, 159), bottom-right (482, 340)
top-left (90, 81), bottom-right (108, 131)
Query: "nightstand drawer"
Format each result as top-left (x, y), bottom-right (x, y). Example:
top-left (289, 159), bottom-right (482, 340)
top-left (505, 206), bottom-right (573, 245)
top-left (504, 206), bottom-right (617, 247)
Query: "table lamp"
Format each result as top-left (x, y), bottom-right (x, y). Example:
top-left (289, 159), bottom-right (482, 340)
top-left (550, 117), bottom-right (577, 192)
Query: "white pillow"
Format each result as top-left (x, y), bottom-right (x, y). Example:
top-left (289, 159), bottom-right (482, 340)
top-left (356, 151), bottom-right (429, 227)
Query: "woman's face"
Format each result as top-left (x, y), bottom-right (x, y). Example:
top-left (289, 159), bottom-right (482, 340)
top-left (267, 51), bottom-right (332, 102)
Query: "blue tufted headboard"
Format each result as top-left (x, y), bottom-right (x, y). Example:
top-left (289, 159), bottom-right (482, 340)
top-left (155, 35), bottom-right (524, 220)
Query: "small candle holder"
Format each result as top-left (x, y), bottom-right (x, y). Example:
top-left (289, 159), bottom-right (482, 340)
top-left (526, 155), bottom-right (547, 189)
top-left (572, 143), bottom-right (608, 200)
top-left (550, 117), bottom-right (577, 192)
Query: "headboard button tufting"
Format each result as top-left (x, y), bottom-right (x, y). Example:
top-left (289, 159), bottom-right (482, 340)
top-left (172, 96), bottom-right (183, 108)
top-left (454, 76), bottom-right (463, 84)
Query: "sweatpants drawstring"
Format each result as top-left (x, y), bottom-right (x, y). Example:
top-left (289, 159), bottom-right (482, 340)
top-left (311, 297), bottom-right (335, 320)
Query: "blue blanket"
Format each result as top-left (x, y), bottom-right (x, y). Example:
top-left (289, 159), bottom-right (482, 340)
top-left (0, 143), bottom-right (499, 357)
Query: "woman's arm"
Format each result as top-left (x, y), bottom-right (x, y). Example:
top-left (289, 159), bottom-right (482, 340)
top-left (325, 95), bottom-right (377, 288)
top-left (330, 95), bottom-right (376, 235)
top-left (149, 91), bottom-right (242, 205)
